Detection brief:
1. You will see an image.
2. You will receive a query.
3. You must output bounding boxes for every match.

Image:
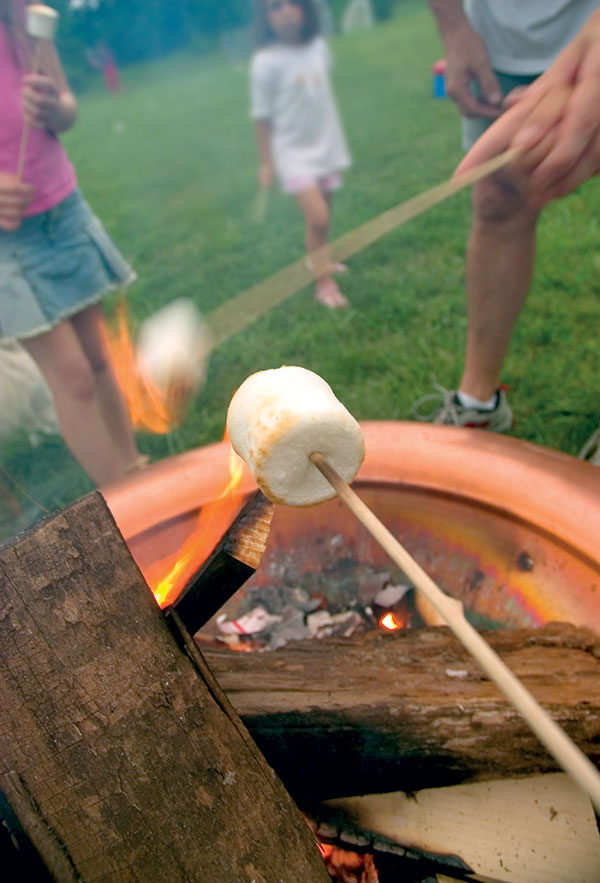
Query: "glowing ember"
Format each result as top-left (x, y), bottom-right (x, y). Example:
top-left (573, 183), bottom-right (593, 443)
top-left (146, 442), bottom-right (246, 608)
top-left (379, 611), bottom-right (402, 631)
top-left (105, 301), bottom-right (185, 434)
top-left (319, 843), bottom-right (380, 882)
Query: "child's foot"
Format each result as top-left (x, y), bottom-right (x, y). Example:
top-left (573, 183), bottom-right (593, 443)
top-left (314, 278), bottom-right (349, 309)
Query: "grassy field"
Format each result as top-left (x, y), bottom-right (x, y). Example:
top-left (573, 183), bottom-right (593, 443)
top-left (2, 0), bottom-right (600, 539)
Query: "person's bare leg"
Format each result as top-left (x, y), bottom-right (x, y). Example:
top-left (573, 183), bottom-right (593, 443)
top-left (22, 322), bottom-right (130, 485)
top-left (294, 186), bottom-right (347, 307)
top-left (70, 304), bottom-right (140, 467)
top-left (460, 172), bottom-right (540, 401)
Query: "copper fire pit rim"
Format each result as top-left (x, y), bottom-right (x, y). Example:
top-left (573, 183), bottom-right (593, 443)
top-left (103, 421), bottom-right (600, 566)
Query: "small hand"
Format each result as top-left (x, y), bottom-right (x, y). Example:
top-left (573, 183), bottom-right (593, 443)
top-left (22, 73), bottom-right (61, 130)
top-left (444, 23), bottom-right (503, 119)
top-left (0, 172), bottom-right (34, 231)
top-left (259, 163), bottom-right (274, 189)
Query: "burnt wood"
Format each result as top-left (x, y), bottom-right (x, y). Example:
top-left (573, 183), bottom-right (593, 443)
top-left (204, 622), bottom-right (600, 800)
top-left (167, 490), bottom-right (274, 635)
top-left (0, 492), bottom-right (329, 883)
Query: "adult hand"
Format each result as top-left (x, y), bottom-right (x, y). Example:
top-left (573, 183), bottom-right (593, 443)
top-left (455, 9), bottom-right (600, 208)
top-left (443, 22), bottom-right (503, 119)
top-left (0, 172), bottom-right (34, 231)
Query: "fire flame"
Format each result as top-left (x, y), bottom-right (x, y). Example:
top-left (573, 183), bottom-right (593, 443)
top-left (146, 441), bottom-right (246, 608)
top-left (319, 843), bottom-right (380, 882)
top-left (105, 301), bottom-right (184, 434)
top-left (379, 611), bottom-right (402, 631)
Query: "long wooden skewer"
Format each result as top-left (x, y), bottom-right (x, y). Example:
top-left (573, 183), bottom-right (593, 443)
top-left (206, 148), bottom-right (521, 346)
top-left (309, 451), bottom-right (600, 814)
top-left (16, 40), bottom-right (42, 182)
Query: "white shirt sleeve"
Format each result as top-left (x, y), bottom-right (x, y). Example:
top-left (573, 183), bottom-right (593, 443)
top-left (250, 52), bottom-right (277, 120)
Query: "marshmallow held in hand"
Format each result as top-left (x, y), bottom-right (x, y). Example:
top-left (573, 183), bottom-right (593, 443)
top-left (227, 366), bottom-right (365, 506)
top-left (136, 299), bottom-right (212, 405)
top-left (26, 4), bottom-right (59, 40)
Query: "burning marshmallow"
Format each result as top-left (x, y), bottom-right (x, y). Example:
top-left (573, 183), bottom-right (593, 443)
top-left (136, 299), bottom-right (212, 404)
top-left (26, 4), bottom-right (59, 40)
top-left (227, 366), bottom-right (364, 506)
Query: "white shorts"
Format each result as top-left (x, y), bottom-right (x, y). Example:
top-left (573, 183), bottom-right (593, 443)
top-left (282, 172), bottom-right (342, 195)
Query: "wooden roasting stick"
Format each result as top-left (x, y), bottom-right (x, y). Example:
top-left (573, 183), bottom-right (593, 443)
top-left (309, 452), bottom-right (600, 815)
top-left (17, 5), bottom-right (60, 181)
top-left (206, 148), bottom-right (520, 346)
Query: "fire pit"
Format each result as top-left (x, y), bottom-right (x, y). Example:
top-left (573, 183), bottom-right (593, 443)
top-left (105, 421), bottom-right (600, 636)
top-left (102, 423), bottom-right (600, 881)
top-left (2, 423), bottom-right (598, 883)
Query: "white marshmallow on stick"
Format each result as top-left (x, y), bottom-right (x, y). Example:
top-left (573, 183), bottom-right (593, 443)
top-left (227, 367), bottom-right (600, 814)
top-left (227, 366), bottom-right (364, 507)
top-left (17, 4), bottom-right (60, 181)
top-left (26, 4), bottom-right (59, 40)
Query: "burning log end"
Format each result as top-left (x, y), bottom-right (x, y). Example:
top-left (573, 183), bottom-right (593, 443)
top-left (165, 490), bottom-right (274, 636)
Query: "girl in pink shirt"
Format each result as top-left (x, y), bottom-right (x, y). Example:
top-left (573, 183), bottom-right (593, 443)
top-left (0, 0), bottom-right (145, 485)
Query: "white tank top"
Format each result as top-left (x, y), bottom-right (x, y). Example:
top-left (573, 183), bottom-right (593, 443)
top-left (464, 0), bottom-right (599, 74)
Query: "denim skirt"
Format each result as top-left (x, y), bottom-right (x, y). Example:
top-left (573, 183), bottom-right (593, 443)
top-left (0, 188), bottom-right (136, 340)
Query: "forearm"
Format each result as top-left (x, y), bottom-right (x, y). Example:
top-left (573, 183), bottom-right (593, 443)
top-left (255, 120), bottom-right (272, 166)
top-left (427, 0), bottom-right (470, 41)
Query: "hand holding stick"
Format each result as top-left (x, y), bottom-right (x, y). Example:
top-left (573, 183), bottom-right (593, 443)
top-left (16, 4), bottom-right (59, 182)
top-left (252, 187), bottom-right (270, 224)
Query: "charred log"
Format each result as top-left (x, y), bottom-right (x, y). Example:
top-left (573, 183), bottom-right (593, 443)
top-left (204, 622), bottom-right (600, 800)
top-left (166, 489), bottom-right (274, 635)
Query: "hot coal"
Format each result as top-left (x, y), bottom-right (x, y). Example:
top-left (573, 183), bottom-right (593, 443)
top-left (197, 538), bottom-right (414, 651)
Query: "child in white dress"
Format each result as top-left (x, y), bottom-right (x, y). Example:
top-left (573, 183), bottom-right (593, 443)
top-left (251, 0), bottom-right (351, 308)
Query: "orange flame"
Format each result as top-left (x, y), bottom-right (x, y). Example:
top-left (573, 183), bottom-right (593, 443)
top-left (105, 301), bottom-right (184, 434)
top-left (319, 843), bottom-right (380, 882)
top-left (146, 441), bottom-right (246, 608)
top-left (379, 611), bottom-right (402, 631)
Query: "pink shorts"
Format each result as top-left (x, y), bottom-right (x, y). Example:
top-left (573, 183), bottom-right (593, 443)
top-left (282, 172), bottom-right (342, 195)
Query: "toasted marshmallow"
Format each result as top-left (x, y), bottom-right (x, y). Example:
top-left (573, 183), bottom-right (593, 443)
top-left (227, 366), bottom-right (364, 506)
top-left (136, 299), bottom-right (212, 399)
top-left (26, 4), bottom-right (59, 40)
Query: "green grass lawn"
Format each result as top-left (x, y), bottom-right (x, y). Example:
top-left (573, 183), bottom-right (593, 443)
top-left (2, 0), bottom-right (599, 539)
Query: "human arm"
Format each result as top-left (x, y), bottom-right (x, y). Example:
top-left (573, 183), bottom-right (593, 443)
top-left (454, 8), bottom-right (600, 207)
top-left (0, 172), bottom-right (34, 231)
top-left (255, 120), bottom-right (274, 188)
top-left (250, 53), bottom-right (277, 188)
top-left (427, 0), bottom-right (502, 119)
top-left (22, 42), bottom-right (77, 134)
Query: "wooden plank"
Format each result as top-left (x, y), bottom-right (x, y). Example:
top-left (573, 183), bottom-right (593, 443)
top-left (204, 623), bottom-right (600, 799)
top-left (322, 774), bottom-right (600, 883)
top-left (0, 492), bottom-right (329, 882)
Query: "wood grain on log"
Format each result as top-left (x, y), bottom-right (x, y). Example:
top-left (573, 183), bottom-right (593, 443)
top-left (204, 623), bottom-right (600, 800)
top-left (0, 492), bottom-right (328, 883)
